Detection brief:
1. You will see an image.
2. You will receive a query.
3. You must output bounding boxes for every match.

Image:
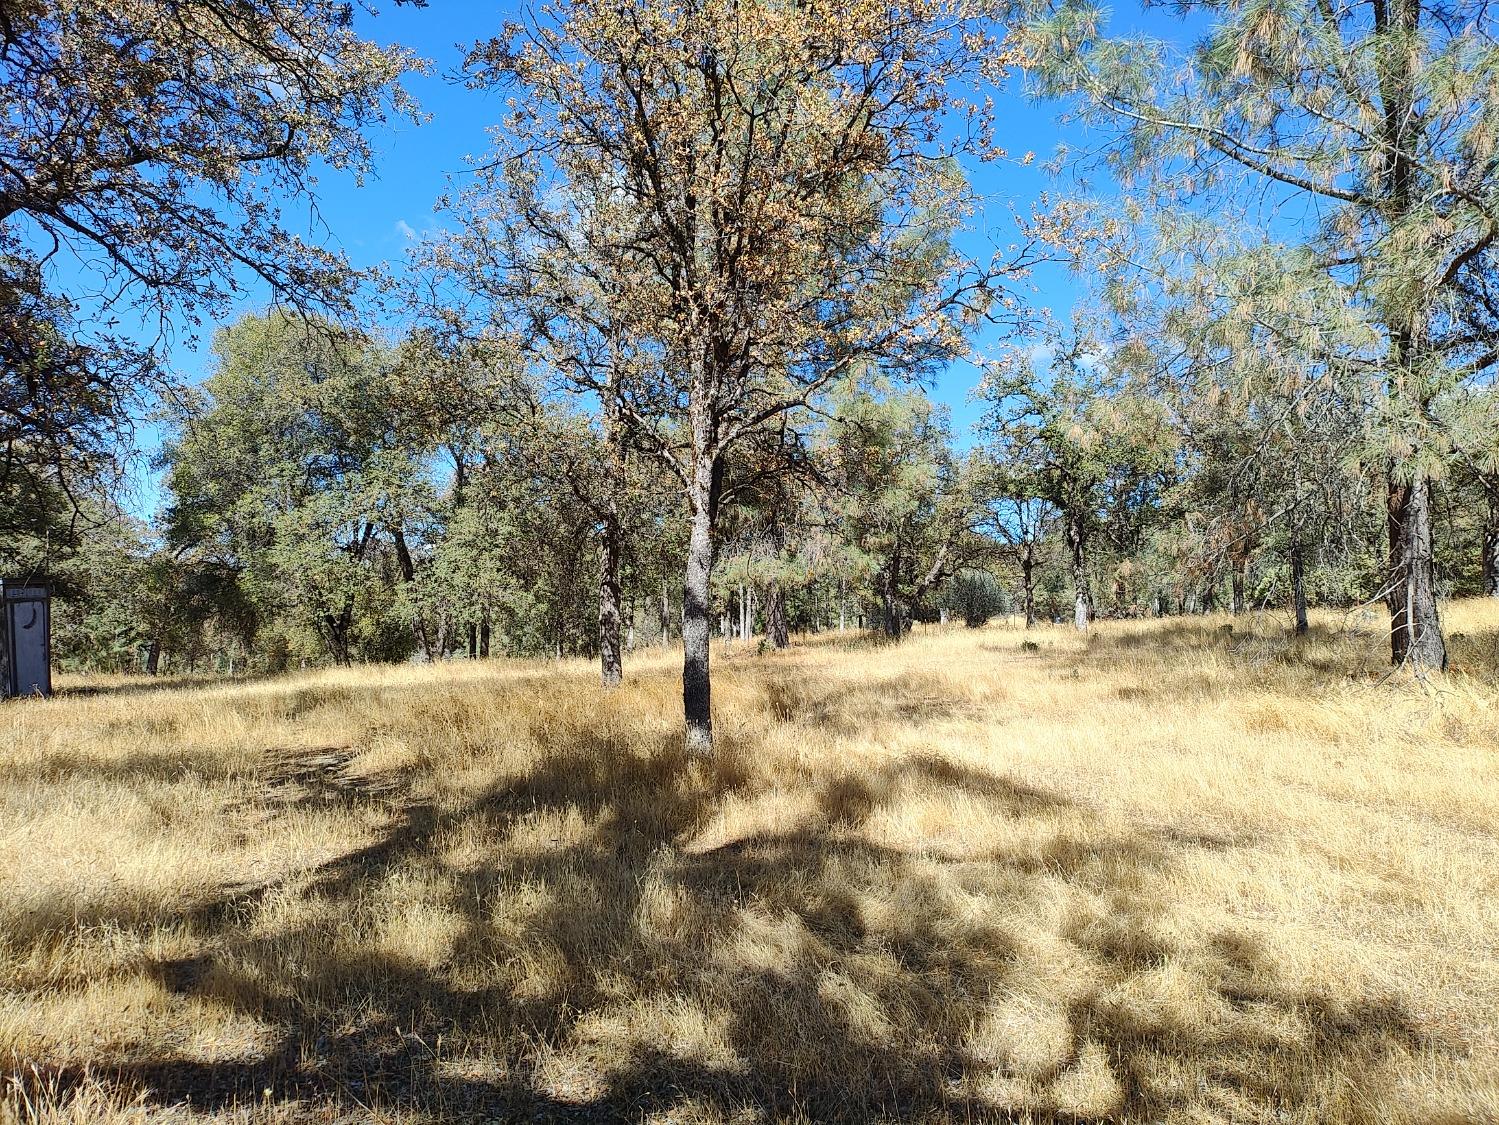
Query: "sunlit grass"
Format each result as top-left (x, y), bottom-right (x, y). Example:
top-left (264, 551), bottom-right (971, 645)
top-left (3, 602), bottom-right (1499, 1123)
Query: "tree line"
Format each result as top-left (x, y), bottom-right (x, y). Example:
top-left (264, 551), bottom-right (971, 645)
top-left (3, 0), bottom-right (1498, 753)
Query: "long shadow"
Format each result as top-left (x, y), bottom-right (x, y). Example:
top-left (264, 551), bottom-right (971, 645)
top-left (56, 671), bottom-right (279, 700)
top-left (3, 664), bottom-right (1439, 1123)
top-left (1448, 625), bottom-right (1499, 686)
top-left (760, 670), bottom-right (981, 734)
top-left (1102, 618), bottom-right (1351, 651)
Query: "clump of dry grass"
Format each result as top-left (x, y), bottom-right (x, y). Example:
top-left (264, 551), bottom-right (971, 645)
top-left (3, 603), bottom-right (1499, 1123)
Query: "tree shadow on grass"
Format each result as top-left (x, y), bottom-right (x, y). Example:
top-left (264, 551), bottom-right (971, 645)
top-left (759, 670), bottom-right (982, 734)
top-left (3, 673), bottom-right (1442, 1124)
top-left (55, 671), bottom-right (280, 701)
top-left (1448, 624), bottom-right (1499, 687)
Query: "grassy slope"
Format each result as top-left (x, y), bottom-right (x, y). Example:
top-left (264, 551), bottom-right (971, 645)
top-left (2, 604), bottom-right (1498, 1124)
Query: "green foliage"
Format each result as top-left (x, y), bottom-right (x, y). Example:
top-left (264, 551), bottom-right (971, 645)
top-left (164, 312), bottom-right (435, 666)
top-left (17, 0), bottom-right (1499, 685)
top-left (943, 570), bottom-right (1011, 628)
top-left (825, 383), bottom-right (985, 636)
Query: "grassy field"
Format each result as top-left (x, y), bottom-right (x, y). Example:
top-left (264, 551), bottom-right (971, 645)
top-left (3, 603), bottom-right (1499, 1124)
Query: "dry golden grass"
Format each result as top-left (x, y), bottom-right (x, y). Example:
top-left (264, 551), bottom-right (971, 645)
top-left (3, 603), bottom-right (1499, 1123)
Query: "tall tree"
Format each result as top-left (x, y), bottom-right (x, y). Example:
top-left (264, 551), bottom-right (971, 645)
top-left (1016, 0), bottom-right (1499, 669)
top-left (975, 466), bottom-right (1050, 628)
top-left (828, 387), bottom-right (981, 638)
top-left (1094, 223), bottom-right (1380, 631)
top-left (165, 313), bottom-right (431, 666)
top-left (979, 338), bottom-right (1169, 632)
top-left (442, 0), bottom-right (1029, 753)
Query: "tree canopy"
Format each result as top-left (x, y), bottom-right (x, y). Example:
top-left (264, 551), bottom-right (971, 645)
top-left (3, 0), bottom-right (1498, 737)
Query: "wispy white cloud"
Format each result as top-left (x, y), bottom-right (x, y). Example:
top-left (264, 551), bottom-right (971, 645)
top-left (394, 219), bottom-right (417, 240)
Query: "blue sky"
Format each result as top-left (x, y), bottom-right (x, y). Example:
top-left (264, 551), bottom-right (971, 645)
top-left (115, 0), bottom-right (1196, 513)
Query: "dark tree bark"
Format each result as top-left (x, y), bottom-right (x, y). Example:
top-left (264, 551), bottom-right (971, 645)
top-left (391, 524), bottom-right (434, 661)
top-left (880, 558), bottom-right (905, 639)
top-left (1387, 469), bottom-right (1411, 661)
top-left (1483, 493), bottom-right (1499, 597)
top-left (599, 506), bottom-right (623, 687)
top-left (145, 639), bottom-right (162, 676)
top-left (1290, 536), bottom-right (1308, 636)
top-left (324, 602), bottom-right (355, 667)
top-left (1064, 510), bottom-right (1093, 632)
top-left (467, 621), bottom-right (478, 661)
top-left (1020, 539), bottom-right (1037, 629)
top-left (479, 612), bottom-right (491, 659)
top-left (682, 451), bottom-right (718, 756)
top-left (1231, 558), bottom-right (1246, 616)
top-left (1387, 471), bottom-right (1446, 668)
top-left (320, 521), bottom-right (374, 666)
top-left (767, 583), bottom-right (789, 649)
top-left (1400, 473), bottom-right (1446, 668)
top-left (909, 534), bottom-right (956, 631)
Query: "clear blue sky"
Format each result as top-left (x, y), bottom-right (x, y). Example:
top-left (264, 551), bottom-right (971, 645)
top-left (124, 0), bottom-right (1195, 514)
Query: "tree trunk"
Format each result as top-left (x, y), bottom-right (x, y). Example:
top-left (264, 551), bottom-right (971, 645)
top-left (1021, 542), bottom-right (1037, 629)
top-left (1401, 473), bottom-right (1446, 669)
top-left (880, 563), bottom-right (903, 639)
top-left (1290, 536), bottom-right (1308, 636)
top-left (1231, 559), bottom-right (1246, 616)
top-left (682, 453), bottom-right (717, 755)
top-left (479, 612), bottom-right (491, 659)
top-left (599, 507), bottom-right (623, 688)
top-left (1388, 470), bottom-right (1446, 669)
top-left (1387, 469), bottom-right (1411, 662)
top-left (467, 621), bottom-right (478, 661)
top-left (392, 524), bottom-right (433, 660)
top-left (322, 595), bottom-right (356, 667)
top-left (1065, 512), bottom-right (1092, 632)
top-left (598, 352), bottom-right (626, 686)
top-left (327, 620), bottom-right (352, 667)
top-left (660, 581), bottom-right (672, 643)
top-left (1373, 14), bottom-right (1445, 670)
top-left (768, 583), bottom-right (789, 649)
top-left (145, 639), bottom-right (162, 676)
top-left (1482, 492), bottom-right (1499, 597)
